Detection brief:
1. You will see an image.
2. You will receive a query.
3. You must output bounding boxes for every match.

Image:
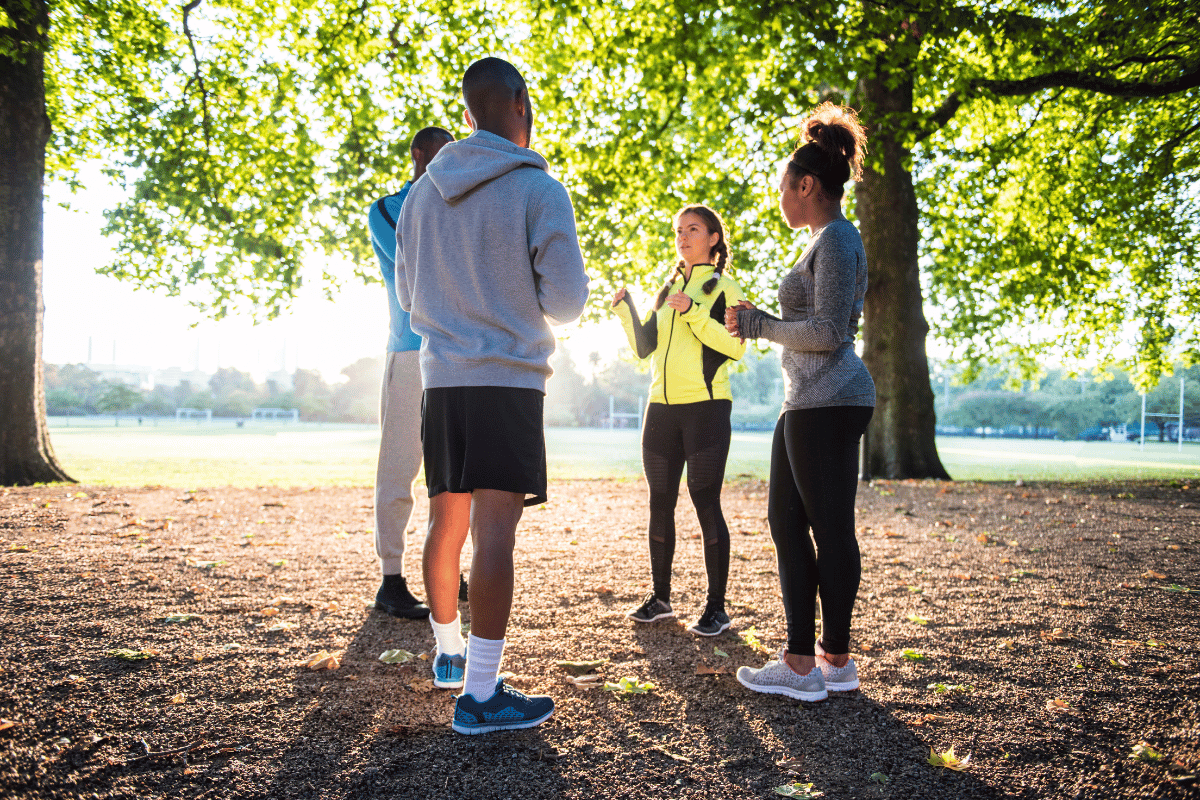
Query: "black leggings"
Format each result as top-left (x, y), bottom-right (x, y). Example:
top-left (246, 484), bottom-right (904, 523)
top-left (641, 400), bottom-right (732, 607)
top-left (769, 405), bottom-right (873, 656)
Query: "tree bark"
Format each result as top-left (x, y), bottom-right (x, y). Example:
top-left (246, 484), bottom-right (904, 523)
top-left (856, 69), bottom-right (951, 480)
top-left (0, 0), bottom-right (74, 485)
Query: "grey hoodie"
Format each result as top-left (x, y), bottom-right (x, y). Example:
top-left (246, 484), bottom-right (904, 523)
top-left (396, 130), bottom-right (590, 393)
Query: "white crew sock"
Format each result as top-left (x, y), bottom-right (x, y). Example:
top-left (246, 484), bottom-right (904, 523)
top-left (463, 633), bottom-right (505, 701)
top-left (430, 613), bottom-right (465, 657)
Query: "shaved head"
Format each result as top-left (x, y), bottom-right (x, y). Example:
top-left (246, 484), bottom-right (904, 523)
top-left (409, 125), bottom-right (454, 180)
top-left (461, 57), bottom-right (533, 148)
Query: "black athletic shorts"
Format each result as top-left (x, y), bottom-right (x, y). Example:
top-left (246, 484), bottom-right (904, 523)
top-left (421, 386), bottom-right (547, 507)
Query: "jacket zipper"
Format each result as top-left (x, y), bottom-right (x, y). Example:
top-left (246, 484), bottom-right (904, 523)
top-left (662, 271), bottom-right (700, 406)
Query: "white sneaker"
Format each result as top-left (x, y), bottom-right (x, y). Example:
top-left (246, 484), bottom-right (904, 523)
top-left (736, 649), bottom-right (827, 702)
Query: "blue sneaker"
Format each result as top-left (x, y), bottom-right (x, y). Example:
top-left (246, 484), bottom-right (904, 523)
top-left (432, 651), bottom-right (466, 689)
top-left (452, 679), bottom-right (554, 735)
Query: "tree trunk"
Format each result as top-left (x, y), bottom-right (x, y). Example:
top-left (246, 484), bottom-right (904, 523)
top-left (856, 69), bottom-right (951, 480)
top-left (0, 0), bottom-right (74, 485)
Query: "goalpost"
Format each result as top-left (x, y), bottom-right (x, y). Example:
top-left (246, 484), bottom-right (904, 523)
top-left (1139, 378), bottom-right (1186, 452)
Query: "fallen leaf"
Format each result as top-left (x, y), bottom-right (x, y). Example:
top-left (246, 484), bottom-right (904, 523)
top-left (408, 677), bottom-right (435, 693)
top-left (265, 621), bottom-right (297, 632)
top-left (306, 650), bottom-right (340, 671)
top-left (378, 649), bottom-right (417, 664)
top-left (260, 607), bottom-right (280, 616)
top-left (773, 782), bottom-right (824, 798)
top-left (107, 648), bottom-right (157, 661)
top-left (1141, 570), bottom-right (1167, 580)
top-left (167, 693), bottom-right (186, 705)
top-left (906, 614), bottom-right (929, 625)
top-left (900, 648), bottom-right (927, 662)
top-left (555, 659), bottom-right (606, 675)
top-left (927, 746), bottom-right (971, 770)
top-left (649, 744), bottom-right (691, 762)
top-left (713, 647), bottom-right (729, 658)
top-left (0, 720), bottom-right (19, 732)
top-left (869, 772), bottom-right (889, 784)
top-left (695, 662), bottom-right (719, 676)
top-left (1131, 743), bottom-right (1164, 762)
top-left (603, 676), bottom-right (655, 697)
top-left (164, 613), bottom-right (202, 624)
top-left (566, 674), bottom-right (602, 688)
top-left (186, 559), bottom-right (228, 569)
top-left (1046, 698), bottom-right (1071, 712)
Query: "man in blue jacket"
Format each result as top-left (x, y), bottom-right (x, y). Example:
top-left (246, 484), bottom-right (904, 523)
top-left (367, 125), bottom-right (454, 619)
top-left (398, 57), bottom-right (590, 733)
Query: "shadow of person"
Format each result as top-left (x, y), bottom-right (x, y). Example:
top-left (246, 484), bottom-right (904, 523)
top-left (254, 606), bottom-right (571, 799)
top-left (627, 623), bottom-right (1001, 798)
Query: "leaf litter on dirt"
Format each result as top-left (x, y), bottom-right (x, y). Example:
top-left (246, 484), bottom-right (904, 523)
top-left (163, 613), bottom-right (202, 623)
top-left (378, 649), bottom-right (417, 664)
top-left (773, 782), bottom-right (823, 798)
top-left (603, 676), bottom-right (655, 697)
top-left (106, 648), bottom-right (158, 661)
top-left (927, 746), bottom-right (971, 770)
top-left (555, 659), bottom-right (606, 675)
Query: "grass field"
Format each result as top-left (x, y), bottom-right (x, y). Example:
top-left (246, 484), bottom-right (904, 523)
top-left (45, 416), bottom-right (1200, 487)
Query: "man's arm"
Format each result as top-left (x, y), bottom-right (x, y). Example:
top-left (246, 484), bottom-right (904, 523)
top-left (395, 202), bottom-right (413, 313)
top-left (527, 181), bottom-right (589, 325)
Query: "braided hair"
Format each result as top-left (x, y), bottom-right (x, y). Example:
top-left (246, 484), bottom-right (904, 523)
top-left (653, 204), bottom-right (732, 310)
top-left (785, 102), bottom-right (867, 200)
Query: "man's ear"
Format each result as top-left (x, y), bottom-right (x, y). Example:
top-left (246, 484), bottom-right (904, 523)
top-left (515, 87), bottom-right (528, 117)
top-left (463, 107), bottom-right (476, 130)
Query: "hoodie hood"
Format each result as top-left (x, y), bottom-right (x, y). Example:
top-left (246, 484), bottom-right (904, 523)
top-left (425, 130), bottom-right (549, 202)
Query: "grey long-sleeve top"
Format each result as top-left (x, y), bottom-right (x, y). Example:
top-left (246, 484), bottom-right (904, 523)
top-left (736, 218), bottom-right (875, 412)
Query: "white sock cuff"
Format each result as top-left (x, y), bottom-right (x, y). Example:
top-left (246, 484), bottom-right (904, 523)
top-left (430, 614), bottom-right (465, 656)
top-left (463, 634), bottom-right (505, 701)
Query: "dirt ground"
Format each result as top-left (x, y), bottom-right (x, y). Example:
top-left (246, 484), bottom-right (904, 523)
top-left (1, 476), bottom-right (1198, 799)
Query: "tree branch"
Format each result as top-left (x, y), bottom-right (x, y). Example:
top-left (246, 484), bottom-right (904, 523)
top-left (977, 64), bottom-right (1200, 100)
top-left (181, 0), bottom-right (213, 152)
top-left (916, 64), bottom-right (1199, 143)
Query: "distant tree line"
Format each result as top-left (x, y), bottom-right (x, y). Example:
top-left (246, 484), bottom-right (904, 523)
top-left (937, 363), bottom-right (1200, 441)
top-left (43, 358), bottom-right (388, 424)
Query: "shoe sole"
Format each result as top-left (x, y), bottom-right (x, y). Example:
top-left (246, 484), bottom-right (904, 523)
top-left (433, 677), bottom-right (465, 689)
top-left (688, 621), bottom-right (731, 637)
top-left (452, 708), bottom-right (553, 735)
top-left (628, 611), bottom-right (674, 623)
top-left (736, 670), bottom-right (827, 702)
top-left (825, 678), bottom-right (859, 691)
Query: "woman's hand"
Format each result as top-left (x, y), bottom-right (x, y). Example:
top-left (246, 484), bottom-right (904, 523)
top-left (610, 287), bottom-right (627, 308)
top-left (665, 292), bottom-right (693, 313)
top-left (725, 300), bottom-right (756, 340)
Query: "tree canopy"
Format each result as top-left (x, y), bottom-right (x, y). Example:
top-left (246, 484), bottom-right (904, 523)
top-left (3, 0), bottom-right (1198, 484)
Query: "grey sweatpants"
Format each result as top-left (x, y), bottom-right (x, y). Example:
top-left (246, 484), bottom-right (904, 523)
top-left (374, 350), bottom-right (423, 575)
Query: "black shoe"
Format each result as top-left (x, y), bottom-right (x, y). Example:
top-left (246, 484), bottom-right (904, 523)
top-left (375, 575), bottom-right (430, 619)
top-left (627, 593), bottom-right (674, 623)
top-left (688, 604), bottom-right (731, 636)
top-left (459, 573), bottom-right (469, 603)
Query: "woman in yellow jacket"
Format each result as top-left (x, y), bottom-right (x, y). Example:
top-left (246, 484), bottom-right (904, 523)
top-left (611, 204), bottom-right (747, 636)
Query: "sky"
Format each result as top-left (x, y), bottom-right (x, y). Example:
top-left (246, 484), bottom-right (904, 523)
top-left (41, 183), bottom-right (621, 384)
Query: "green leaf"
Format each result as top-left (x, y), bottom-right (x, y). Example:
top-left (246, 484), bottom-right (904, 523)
top-left (901, 648), bottom-right (927, 662)
top-left (773, 782), bottom-right (824, 798)
top-left (906, 614), bottom-right (929, 625)
top-left (713, 647), bottom-right (729, 658)
top-left (602, 676), bottom-right (655, 697)
top-left (163, 613), bottom-right (202, 623)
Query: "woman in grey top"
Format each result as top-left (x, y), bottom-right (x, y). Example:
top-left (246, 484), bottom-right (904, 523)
top-left (727, 103), bottom-right (875, 702)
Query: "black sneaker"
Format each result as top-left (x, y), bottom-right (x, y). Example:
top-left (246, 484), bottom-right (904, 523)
top-left (688, 604), bottom-right (731, 636)
top-left (459, 573), bottom-right (469, 603)
top-left (627, 594), bottom-right (674, 623)
top-left (375, 575), bottom-right (430, 619)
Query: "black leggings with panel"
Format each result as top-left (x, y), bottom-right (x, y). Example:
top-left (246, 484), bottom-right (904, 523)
top-left (641, 399), bottom-right (732, 608)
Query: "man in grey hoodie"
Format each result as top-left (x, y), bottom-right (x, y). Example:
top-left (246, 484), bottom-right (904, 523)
top-left (397, 56), bottom-right (589, 734)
